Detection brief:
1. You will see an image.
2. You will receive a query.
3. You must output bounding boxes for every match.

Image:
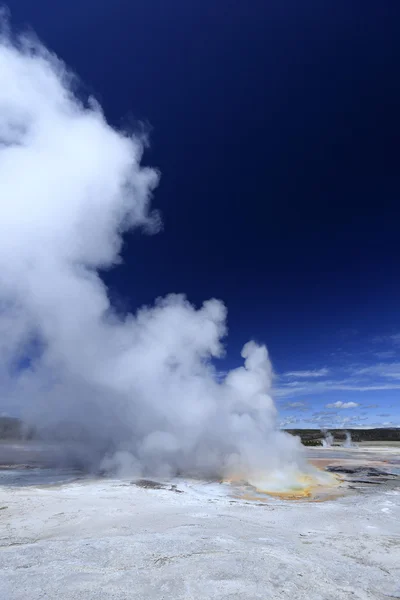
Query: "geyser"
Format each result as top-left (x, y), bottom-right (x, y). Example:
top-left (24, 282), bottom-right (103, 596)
top-left (0, 21), bottom-right (308, 489)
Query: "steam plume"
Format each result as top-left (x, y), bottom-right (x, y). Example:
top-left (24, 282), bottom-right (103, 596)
top-left (321, 430), bottom-right (334, 448)
top-left (0, 23), bottom-right (305, 483)
top-left (343, 431), bottom-right (356, 448)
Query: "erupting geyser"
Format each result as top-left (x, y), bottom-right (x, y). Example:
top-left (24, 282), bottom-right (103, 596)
top-left (0, 21), bottom-right (322, 493)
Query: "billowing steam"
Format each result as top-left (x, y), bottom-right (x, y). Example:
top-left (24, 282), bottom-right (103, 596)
top-left (0, 23), bottom-right (306, 485)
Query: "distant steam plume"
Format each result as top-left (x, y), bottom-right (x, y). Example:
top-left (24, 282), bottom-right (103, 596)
top-left (343, 431), bottom-right (356, 448)
top-left (321, 430), bottom-right (334, 448)
top-left (0, 21), bottom-right (306, 486)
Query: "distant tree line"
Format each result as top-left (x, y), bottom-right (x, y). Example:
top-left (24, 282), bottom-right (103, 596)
top-left (0, 417), bottom-right (399, 443)
top-left (286, 428), bottom-right (400, 443)
top-left (0, 417), bottom-right (36, 440)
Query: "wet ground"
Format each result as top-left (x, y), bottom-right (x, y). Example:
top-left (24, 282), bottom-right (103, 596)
top-left (0, 466), bottom-right (85, 487)
top-left (1, 442), bottom-right (399, 498)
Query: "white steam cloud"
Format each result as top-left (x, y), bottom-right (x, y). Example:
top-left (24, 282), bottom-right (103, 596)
top-left (0, 23), bottom-right (305, 484)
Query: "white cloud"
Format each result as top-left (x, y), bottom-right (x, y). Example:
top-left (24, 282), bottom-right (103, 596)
top-left (325, 401), bottom-right (359, 409)
top-left (274, 340), bottom-right (400, 404)
top-left (373, 350), bottom-right (396, 359)
top-left (372, 333), bottom-right (400, 347)
top-left (280, 401), bottom-right (309, 412)
top-left (274, 379), bottom-right (400, 398)
top-left (284, 368), bottom-right (329, 379)
top-left (350, 362), bottom-right (400, 380)
top-left (279, 416), bottom-right (302, 427)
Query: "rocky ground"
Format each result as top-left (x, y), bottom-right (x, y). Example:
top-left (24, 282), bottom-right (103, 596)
top-left (0, 447), bottom-right (399, 600)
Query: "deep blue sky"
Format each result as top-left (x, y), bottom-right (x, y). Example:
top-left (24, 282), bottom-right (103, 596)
top-left (7, 1), bottom-right (400, 427)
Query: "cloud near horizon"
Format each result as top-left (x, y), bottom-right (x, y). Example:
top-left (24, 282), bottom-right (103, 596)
top-left (325, 401), bottom-right (359, 409)
top-left (275, 345), bottom-right (400, 427)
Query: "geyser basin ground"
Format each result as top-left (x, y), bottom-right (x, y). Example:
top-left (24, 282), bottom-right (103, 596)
top-left (1, 447), bottom-right (399, 600)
